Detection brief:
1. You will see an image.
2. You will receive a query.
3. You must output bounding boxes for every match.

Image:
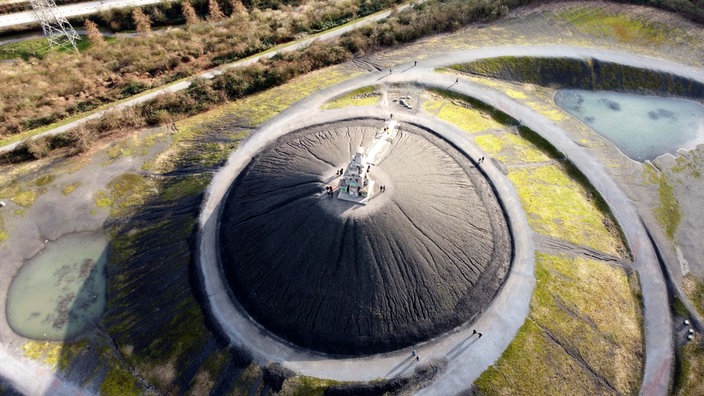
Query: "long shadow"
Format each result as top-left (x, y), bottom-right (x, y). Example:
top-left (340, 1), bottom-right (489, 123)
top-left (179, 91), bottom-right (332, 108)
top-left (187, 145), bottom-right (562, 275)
top-left (385, 354), bottom-right (416, 378)
top-left (49, 126), bottom-right (260, 394)
top-left (444, 335), bottom-right (479, 361)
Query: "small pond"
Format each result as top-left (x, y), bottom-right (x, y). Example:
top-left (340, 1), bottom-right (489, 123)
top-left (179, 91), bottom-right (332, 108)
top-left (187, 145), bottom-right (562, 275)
top-left (555, 90), bottom-right (704, 161)
top-left (6, 232), bottom-right (109, 340)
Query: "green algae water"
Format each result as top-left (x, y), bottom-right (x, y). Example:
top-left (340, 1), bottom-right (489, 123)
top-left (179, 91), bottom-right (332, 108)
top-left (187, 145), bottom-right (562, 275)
top-left (555, 90), bottom-right (704, 161)
top-left (7, 232), bottom-right (108, 340)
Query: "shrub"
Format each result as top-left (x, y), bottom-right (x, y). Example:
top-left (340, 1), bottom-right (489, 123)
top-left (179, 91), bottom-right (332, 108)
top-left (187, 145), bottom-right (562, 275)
top-left (84, 19), bottom-right (105, 46)
top-left (132, 8), bottom-right (152, 33)
top-left (208, 0), bottom-right (225, 20)
top-left (24, 137), bottom-right (51, 159)
top-left (182, 0), bottom-right (199, 25)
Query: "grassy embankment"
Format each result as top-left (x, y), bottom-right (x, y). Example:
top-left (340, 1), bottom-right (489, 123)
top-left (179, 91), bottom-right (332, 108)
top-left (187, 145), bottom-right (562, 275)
top-left (557, 6), bottom-right (704, 51)
top-left (450, 41), bottom-right (704, 391)
top-left (321, 85), bottom-right (381, 110)
top-left (1, 64), bottom-right (359, 394)
top-left (92, 65), bottom-right (359, 394)
top-left (422, 90), bottom-right (642, 394)
top-left (0, 0), bottom-right (403, 142)
top-left (2, 0), bottom-right (536, 160)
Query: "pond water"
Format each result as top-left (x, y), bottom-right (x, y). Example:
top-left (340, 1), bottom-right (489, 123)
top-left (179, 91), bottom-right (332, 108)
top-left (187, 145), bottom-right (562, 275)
top-left (555, 90), bottom-right (704, 161)
top-left (7, 232), bottom-right (109, 341)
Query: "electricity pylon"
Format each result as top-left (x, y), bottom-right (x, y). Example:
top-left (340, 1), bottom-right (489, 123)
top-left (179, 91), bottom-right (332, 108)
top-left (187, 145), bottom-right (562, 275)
top-left (29, 0), bottom-right (80, 51)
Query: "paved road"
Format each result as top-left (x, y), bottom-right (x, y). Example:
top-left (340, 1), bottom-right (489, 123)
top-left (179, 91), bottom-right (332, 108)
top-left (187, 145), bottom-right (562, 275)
top-left (0, 0), bottom-right (163, 30)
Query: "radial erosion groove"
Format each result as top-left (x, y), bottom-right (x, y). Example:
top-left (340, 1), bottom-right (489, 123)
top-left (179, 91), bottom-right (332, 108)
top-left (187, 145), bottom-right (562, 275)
top-left (217, 118), bottom-right (513, 355)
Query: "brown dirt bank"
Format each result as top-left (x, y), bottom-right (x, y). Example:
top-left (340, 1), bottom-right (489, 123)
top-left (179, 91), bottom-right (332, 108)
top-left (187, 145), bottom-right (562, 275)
top-left (218, 119), bottom-right (512, 355)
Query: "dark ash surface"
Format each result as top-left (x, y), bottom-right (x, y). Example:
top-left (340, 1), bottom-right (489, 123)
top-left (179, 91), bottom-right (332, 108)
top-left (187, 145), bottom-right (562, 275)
top-left (219, 119), bottom-right (512, 355)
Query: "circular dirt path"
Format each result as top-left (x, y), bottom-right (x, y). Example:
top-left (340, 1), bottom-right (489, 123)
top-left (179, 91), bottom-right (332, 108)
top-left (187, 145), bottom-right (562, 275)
top-left (199, 49), bottom-right (692, 394)
top-left (218, 120), bottom-right (512, 356)
top-left (198, 105), bottom-right (535, 385)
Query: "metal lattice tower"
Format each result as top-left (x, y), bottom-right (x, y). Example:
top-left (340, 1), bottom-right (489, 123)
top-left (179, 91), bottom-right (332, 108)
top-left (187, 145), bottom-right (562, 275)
top-left (29, 0), bottom-right (80, 51)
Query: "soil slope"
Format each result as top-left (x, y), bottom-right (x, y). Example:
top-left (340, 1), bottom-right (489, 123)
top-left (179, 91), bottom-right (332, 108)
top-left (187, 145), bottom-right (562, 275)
top-left (218, 120), bottom-right (512, 355)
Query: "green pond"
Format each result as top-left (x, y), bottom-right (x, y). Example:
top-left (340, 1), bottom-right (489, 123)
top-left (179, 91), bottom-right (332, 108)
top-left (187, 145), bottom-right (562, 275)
top-left (6, 232), bottom-right (109, 340)
top-left (555, 90), bottom-right (704, 161)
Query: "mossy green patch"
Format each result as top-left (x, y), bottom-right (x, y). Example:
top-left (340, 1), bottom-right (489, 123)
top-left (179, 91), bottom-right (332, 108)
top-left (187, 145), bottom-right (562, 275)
top-left (232, 364), bottom-right (264, 395)
top-left (159, 176), bottom-right (210, 201)
top-left (474, 133), bottom-right (551, 164)
top-left (423, 94), bottom-right (503, 133)
top-left (11, 189), bottom-right (37, 207)
top-left (655, 175), bottom-right (681, 240)
top-left (22, 341), bottom-right (62, 368)
top-left (0, 216), bottom-right (6, 242)
top-left (531, 254), bottom-right (643, 393)
top-left (62, 182), bottom-right (80, 195)
top-left (104, 132), bottom-right (165, 165)
top-left (0, 36), bottom-right (91, 61)
top-left (100, 367), bottom-right (139, 396)
top-left (675, 333), bottom-right (704, 396)
top-left (683, 276), bottom-right (704, 320)
top-left (105, 145), bottom-right (133, 161)
top-left (151, 66), bottom-right (359, 175)
top-left (94, 190), bottom-right (112, 209)
top-left (280, 376), bottom-right (341, 395)
top-left (508, 164), bottom-right (625, 256)
top-left (558, 8), bottom-right (667, 45)
top-left (475, 319), bottom-right (604, 395)
top-left (0, 38), bottom-right (51, 61)
top-left (223, 66), bottom-right (362, 128)
top-left (57, 340), bottom-right (89, 370)
top-left (475, 253), bottom-right (643, 394)
top-left (322, 85), bottom-right (381, 109)
top-left (33, 174), bottom-right (54, 187)
top-left (93, 174), bottom-right (155, 215)
top-left (672, 155), bottom-right (702, 178)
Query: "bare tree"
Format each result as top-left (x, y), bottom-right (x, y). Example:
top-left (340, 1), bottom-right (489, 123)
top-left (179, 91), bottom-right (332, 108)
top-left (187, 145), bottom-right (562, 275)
top-left (132, 8), bottom-right (151, 33)
top-left (84, 19), bottom-right (105, 46)
top-left (182, 0), bottom-right (199, 25)
top-left (208, 0), bottom-right (224, 20)
top-left (229, 0), bottom-right (246, 15)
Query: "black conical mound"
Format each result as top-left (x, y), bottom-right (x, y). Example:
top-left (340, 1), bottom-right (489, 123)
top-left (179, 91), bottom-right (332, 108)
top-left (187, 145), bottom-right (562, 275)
top-left (219, 119), bottom-right (512, 355)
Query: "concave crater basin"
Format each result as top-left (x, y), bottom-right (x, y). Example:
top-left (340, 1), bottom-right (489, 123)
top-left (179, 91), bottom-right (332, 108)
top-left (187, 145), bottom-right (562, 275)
top-left (219, 119), bottom-right (512, 355)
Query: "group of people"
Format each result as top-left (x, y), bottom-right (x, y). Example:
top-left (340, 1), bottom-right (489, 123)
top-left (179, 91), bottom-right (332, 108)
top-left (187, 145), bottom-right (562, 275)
top-left (409, 329), bottom-right (483, 364)
top-left (379, 185), bottom-right (386, 192)
top-left (335, 168), bottom-right (344, 176)
top-left (477, 156), bottom-right (485, 164)
top-left (325, 186), bottom-right (334, 197)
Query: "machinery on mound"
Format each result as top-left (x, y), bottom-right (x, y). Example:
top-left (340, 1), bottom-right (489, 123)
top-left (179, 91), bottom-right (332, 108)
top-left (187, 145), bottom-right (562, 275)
top-left (218, 119), bottom-right (512, 355)
top-left (338, 120), bottom-right (397, 204)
